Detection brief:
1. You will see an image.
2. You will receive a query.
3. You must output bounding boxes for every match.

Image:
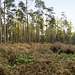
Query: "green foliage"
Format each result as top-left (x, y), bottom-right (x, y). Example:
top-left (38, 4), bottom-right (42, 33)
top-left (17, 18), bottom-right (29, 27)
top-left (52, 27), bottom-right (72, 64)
top-left (54, 53), bottom-right (75, 62)
top-left (15, 54), bottom-right (35, 64)
top-left (61, 53), bottom-right (75, 58)
top-left (0, 52), bottom-right (8, 59)
top-left (6, 65), bottom-right (12, 68)
top-left (0, 64), bottom-right (3, 67)
top-left (0, 53), bottom-right (3, 57)
top-left (72, 32), bottom-right (75, 44)
top-left (35, 0), bottom-right (46, 9)
top-left (5, 0), bottom-right (15, 9)
top-left (7, 54), bottom-right (35, 68)
top-left (54, 53), bottom-right (60, 59)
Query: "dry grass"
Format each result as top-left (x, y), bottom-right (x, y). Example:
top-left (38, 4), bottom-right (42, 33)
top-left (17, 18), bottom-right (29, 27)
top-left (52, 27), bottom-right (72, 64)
top-left (0, 42), bottom-right (75, 75)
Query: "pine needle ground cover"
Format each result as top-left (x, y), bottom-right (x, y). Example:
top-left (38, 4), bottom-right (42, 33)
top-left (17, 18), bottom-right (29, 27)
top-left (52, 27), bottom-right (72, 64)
top-left (0, 43), bottom-right (75, 75)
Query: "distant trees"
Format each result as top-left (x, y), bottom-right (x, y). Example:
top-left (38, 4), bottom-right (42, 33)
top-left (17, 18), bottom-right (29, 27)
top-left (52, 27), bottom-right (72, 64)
top-left (72, 32), bottom-right (75, 44)
top-left (35, 0), bottom-right (46, 43)
top-left (67, 22), bottom-right (72, 44)
top-left (17, 1), bottom-right (26, 43)
top-left (0, 0), bottom-right (75, 44)
top-left (5, 0), bottom-right (15, 42)
top-left (26, 0), bottom-right (31, 43)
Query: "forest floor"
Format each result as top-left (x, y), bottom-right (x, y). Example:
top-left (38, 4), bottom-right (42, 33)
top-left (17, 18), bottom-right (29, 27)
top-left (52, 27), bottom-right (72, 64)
top-left (0, 42), bottom-right (75, 75)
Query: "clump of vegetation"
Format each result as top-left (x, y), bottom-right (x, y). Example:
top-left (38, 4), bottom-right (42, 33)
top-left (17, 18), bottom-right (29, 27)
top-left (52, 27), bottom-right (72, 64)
top-left (50, 42), bottom-right (62, 52)
top-left (50, 42), bottom-right (75, 54)
top-left (8, 54), bottom-right (35, 68)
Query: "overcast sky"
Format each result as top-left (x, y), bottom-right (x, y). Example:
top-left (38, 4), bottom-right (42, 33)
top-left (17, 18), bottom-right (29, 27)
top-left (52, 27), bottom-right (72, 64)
top-left (44, 0), bottom-right (75, 32)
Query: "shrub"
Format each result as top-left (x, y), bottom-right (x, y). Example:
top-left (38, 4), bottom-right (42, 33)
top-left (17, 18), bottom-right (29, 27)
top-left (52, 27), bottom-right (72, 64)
top-left (50, 42), bottom-right (75, 54)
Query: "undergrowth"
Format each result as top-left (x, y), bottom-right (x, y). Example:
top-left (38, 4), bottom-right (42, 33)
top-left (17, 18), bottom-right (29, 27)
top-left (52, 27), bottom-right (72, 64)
top-left (0, 43), bottom-right (75, 75)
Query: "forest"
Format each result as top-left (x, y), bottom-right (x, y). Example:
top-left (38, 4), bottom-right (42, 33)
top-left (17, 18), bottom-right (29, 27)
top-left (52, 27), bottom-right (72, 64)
top-left (0, 0), bottom-right (75, 44)
top-left (0, 0), bottom-right (75, 75)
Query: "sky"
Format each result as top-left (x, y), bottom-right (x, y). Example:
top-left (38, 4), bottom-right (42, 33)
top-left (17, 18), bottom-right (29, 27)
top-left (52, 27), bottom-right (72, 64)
top-left (44, 0), bottom-right (75, 32)
top-left (2, 0), bottom-right (75, 32)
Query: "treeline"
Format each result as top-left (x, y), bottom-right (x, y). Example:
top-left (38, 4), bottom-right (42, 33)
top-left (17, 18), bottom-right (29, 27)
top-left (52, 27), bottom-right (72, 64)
top-left (0, 0), bottom-right (75, 44)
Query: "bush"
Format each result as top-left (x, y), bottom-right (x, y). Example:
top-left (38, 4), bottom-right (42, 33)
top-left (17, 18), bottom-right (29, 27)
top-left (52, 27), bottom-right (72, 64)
top-left (50, 42), bottom-right (75, 54)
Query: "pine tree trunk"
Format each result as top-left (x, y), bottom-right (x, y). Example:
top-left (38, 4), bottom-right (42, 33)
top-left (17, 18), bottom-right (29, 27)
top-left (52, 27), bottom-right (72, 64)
top-left (9, 29), bottom-right (11, 42)
top-left (22, 22), bottom-right (25, 43)
top-left (22, 22), bottom-right (23, 43)
top-left (45, 16), bottom-right (47, 43)
top-left (24, 24), bottom-right (25, 42)
top-left (6, 10), bottom-right (9, 42)
top-left (0, 0), bottom-right (2, 43)
top-left (18, 24), bottom-right (19, 42)
top-left (49, 25), bottom-right (51, 43)
top-left (4, 0), bottom-right (6, 44)
top-left (41, 29), bottom-right (44, 44)
top-left (36, 24), bottom-right (38, 42)
top-left (31, 19), bottom-right (34, 42)
top-left (38, 23), bottom-right (40, 43)
top-left (37, 19), bottom-right (40, 43)
top-left (15, 25), bottom-right (17, 43)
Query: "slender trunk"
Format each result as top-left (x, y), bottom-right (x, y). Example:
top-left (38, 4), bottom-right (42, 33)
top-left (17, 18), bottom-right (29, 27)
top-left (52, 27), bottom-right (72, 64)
top-left (22, 24), bottom-right (24, 43)
top-left (31, 19), bottom-right (33, 42)
top-left (25, 23), bottom-right (27, 42)
top-left (31, 23), bottom-right (32, 42)
top-left (15, 25), bottom-right (16, 43)
top-left (4, 1), bottom-right (6, 44)
top-left (37, 18), bottom-right (40, 43)
top-left (12, 29), bottom-right (15, 43)
top-left (52, 29), bottom-right (54, 43)
top-left (11, 28), bottom-right (13, 43)
top-left (26, 0), bottom-right (31, 43)
top-left (41, 29), bottom-right (44, 44)
top-left (18, 24), bottom-right (19, 42)
top-left (46, 15), bottom-right (47, 43)
top-left (24, 23), bottom-right (25, 42)
top-left (6, 10), bottom-right (9, 42)
top-left (36, 24), bottom-right (37, 42)
top-left (0, 0), bottom-right (2, 43)
top-left (49, 25), bottom-right (51, 43)
top-left (63, 30), bottom-right (65, 43)
top-left (45, 25), bottom-right (47, 43)
top-left (38, 23), bottom-right (40, 43)
top-left (9, 28), bottom-right (11, 42)
top-left (22, 22), bottom-right (25, 43)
